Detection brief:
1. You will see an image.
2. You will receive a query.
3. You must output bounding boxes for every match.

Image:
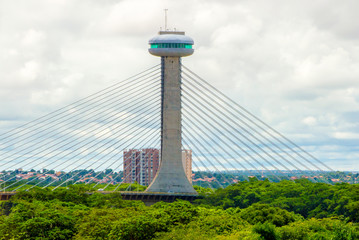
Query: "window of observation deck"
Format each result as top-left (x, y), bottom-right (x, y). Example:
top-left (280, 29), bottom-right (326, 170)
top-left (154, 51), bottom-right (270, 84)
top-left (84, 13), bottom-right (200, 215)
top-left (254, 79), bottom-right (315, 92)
top-left (150, 43), bottom-right (192, 49)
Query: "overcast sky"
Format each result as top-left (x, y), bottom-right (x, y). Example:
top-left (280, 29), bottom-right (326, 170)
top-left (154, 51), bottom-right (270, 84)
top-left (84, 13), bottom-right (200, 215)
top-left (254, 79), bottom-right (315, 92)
top-left (0, 0), bottom-right (358, 171)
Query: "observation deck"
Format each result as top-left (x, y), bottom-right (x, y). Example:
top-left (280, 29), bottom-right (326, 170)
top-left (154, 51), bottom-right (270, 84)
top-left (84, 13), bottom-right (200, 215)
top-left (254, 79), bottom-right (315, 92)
top-left (148, 31), bottom-right (194, 57)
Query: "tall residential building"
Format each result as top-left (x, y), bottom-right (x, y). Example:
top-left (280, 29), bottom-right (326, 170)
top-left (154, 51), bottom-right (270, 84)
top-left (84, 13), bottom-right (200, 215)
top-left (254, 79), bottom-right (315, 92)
top-left (123, 148), bottom-right (193, 186)
top-left (123, 148), bottom-right (160, 186)
top-left (182, 149), bottom-right (193, 184)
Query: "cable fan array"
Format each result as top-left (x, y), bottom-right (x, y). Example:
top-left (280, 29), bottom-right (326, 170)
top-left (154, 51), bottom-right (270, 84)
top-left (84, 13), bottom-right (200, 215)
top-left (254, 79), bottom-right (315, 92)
top-left (181, 65), bottom-right (335, 186)
top-left (0, 65), bottom-right (161, 191)
top-left (0, 63), bottom-right (338, 192)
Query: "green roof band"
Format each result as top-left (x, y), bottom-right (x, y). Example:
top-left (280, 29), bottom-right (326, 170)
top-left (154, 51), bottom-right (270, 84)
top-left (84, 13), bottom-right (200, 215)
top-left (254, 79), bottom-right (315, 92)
top-left (150, 43), bottom-right (192, 49)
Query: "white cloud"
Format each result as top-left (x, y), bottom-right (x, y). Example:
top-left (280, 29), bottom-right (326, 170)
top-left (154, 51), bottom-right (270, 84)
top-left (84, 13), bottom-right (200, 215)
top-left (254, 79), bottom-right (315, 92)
top-left (22, 29), bottom-right (46, 46)
top-left (19, 60), bottom-right (41, 82)
top-left (333, 132), bottom-right (359, 140)
top-left (302, 117), bottom-right (317, 126)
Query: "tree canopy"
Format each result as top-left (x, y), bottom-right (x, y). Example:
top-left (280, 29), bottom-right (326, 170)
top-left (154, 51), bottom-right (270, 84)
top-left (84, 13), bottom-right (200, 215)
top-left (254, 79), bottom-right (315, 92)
top-left (0, 179), bottom-right (358, 239)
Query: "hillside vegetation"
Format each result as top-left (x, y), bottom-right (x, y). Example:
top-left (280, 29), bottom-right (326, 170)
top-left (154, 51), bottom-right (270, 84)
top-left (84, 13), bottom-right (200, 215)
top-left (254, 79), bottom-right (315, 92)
top-left (0, 179), bottom-right (358, 239)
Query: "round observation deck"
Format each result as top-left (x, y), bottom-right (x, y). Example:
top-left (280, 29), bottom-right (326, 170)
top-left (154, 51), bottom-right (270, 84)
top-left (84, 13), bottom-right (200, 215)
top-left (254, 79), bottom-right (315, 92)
top-left (148, 31), bottom-right (194, 57)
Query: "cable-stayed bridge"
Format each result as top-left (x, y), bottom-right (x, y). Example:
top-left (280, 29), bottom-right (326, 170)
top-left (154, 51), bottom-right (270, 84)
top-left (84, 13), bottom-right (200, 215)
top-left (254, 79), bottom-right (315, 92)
top-left (0, 30), bottom-right (340, 202)
top-left (0, 64), bottom-right (335, 190)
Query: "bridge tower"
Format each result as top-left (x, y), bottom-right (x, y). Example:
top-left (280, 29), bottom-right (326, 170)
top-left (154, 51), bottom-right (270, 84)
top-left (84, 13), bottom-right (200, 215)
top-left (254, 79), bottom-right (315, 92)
top-left (146, 30), bottom-right (197, 194)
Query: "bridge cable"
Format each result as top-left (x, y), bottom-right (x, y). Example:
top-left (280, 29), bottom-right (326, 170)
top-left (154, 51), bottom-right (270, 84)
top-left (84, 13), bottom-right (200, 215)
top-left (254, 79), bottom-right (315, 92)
top-left (182, 138), bottom-right (226, 189)
top-left (100, 139), bottom-right (160, 191)
top-left (182, 131), bottom-right (233, 186)
top-left (0, 88), bottom-right (160, 173)
top-left (180, 144), bottom-right (215, 192)
top-left (183, 84), bottom-right (294, 180)
top-left (182, 137), bottom-right (228, 188)
top-left (0, 71), bottom-right (160, 158)
top-left (183, 65), bottom-right (333, 173)
top-left (182, 93), bottom-right (285, 182)
top-left (10, 107), bottom-right (160, 191)
top-left (54, 126), bottom-right (159, 189)
top-left (76, 129), bottom-right (160, 187)
top-left (0, 65), bottom-right (160, 143)
top-left (183, 79), bottom-right (312, 182)
top-left (183, 78), bottom-right (303, 170)
top-left (0, 76), bottom-right (160, 167)
top-left (123, 146), bottom-right (159, 192)
top-left (2, 99), bottom-right (160, 191)
top-left (191, 160), bottom-right (215, 192)
top-left (183, 70), bottom-right (332, 183)
top-left (51, 118), bottom-right (160, 190)
top-left (90, 137), bottom-right (160, 190)
top-left (182, 124), bottom-right (249, 183)
top-left (183, 73), bottom-right (317, 174)
top-left (109, 142), bottom-right (160, 192)
top-left (182, 113), bottom-right (250, 181)
top-left (36, 105), bottom-right (160, 189)
top-left (183, 105), bottom-right (269, 181)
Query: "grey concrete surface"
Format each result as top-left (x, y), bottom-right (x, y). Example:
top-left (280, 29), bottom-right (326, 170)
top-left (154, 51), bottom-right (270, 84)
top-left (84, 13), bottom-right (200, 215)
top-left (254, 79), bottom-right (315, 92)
top-left (146, 57), bottom-right (197, 194)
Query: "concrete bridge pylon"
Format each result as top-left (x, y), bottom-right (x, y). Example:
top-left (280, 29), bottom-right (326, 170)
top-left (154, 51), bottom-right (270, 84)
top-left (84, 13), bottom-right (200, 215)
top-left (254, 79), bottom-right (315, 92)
top-left (146, 30), bottom-right (197, 194)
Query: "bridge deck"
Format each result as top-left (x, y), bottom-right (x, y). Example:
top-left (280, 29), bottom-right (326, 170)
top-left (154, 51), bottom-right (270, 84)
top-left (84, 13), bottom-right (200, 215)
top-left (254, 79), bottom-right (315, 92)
top-left (0, 191), bottom-right (201, 205)
top-left (118, 191), bottom-right (200, 204)
top-left (0, 192), bottom-right (16, 201)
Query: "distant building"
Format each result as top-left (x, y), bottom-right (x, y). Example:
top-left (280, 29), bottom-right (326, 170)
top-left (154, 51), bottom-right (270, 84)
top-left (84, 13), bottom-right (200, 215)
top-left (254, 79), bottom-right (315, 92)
top-left (182, 149), bottom-right (193, 183)
top-left (123, 148), bottom-right (193, 186)
top-left (123, 148), bottom-right (160, 186)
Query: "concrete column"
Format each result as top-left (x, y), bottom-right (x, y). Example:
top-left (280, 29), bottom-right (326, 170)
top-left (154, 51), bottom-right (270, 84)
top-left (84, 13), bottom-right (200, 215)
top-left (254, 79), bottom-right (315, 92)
top-left (146, 57), bottom-right (197, 194)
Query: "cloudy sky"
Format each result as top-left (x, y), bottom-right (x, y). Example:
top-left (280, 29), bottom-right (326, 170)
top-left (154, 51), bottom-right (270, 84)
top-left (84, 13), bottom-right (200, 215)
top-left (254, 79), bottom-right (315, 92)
top-left (0, 0), bottom-right (358, 171)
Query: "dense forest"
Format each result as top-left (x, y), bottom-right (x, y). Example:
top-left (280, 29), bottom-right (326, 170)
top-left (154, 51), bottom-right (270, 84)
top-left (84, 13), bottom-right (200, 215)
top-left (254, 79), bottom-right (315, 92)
top-left (1, 179), bottom-right (358, 239)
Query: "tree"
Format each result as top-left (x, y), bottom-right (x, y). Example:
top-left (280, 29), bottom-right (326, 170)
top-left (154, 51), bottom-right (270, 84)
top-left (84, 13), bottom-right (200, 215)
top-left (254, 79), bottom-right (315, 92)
top-left (279, 218), bottom-right (359, 240)
top-left (0, 200), bottom-right (76, 240)
top-left (239, 203), bottom-right (301, 227)
top-left (253, 222), bottom-right (278, 240)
